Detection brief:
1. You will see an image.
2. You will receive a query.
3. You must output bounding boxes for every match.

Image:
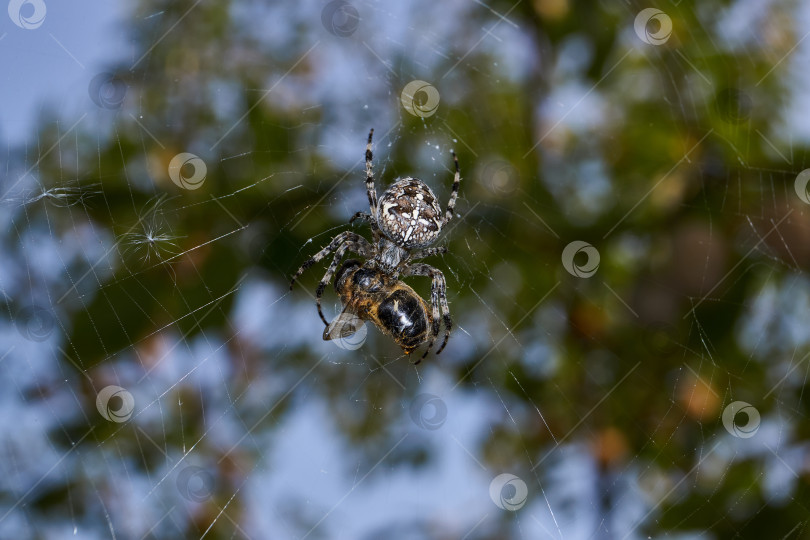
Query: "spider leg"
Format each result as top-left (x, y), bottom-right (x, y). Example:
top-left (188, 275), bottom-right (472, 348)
top-left (443, 151), bottom-right (461, 225)
top-left (365, 129), bottom-right (377, 210)
top-left (289, 231), bottom-right (372, 290)
top-left (420, 278), bottom-right (441, 364)
top-left (365, 129), bottom-right (382, 240)
top-left (409, 246), bottom-right (448, 260)
top-left (349, 211), bottom-right (373, 225)
top-left (402, 263), bottom-right (452, 361)
top-left (315, 241), bottom-right (358, 326)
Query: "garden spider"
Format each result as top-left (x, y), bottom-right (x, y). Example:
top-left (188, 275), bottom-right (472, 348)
top-left (290, 129), bottom-right (460, 361)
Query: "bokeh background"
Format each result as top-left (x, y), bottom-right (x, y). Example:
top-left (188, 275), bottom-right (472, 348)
top-left (3, 0), bottom-right (810, 538)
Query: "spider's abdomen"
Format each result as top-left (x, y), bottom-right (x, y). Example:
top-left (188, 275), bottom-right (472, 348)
top-left (377, 177), bottom-right (443, 248)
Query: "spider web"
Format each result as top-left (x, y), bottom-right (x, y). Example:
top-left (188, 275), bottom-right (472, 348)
top-left (2, 0), bottom-right (810, 538)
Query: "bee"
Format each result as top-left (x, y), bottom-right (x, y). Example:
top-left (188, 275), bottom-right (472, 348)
top-left (324, 259), bottom-right (433, 360)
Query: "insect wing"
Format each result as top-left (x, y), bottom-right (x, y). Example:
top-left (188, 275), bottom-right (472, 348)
top-left (323, 306), bottom-right (368, 350)
top-left (323, 306), bottom-right (364, 340)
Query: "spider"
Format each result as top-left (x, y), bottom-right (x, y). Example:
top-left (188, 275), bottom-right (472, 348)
top-left (290, 128), bottom-right (460, 361)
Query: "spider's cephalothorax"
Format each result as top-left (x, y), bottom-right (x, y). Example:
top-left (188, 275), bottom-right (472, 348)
top-left (290, 128), bottom-right (461, 362)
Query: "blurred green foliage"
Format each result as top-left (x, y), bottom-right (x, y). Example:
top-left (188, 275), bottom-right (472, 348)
top-left (7, 0), bottom-right (810, 537)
